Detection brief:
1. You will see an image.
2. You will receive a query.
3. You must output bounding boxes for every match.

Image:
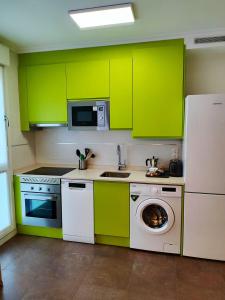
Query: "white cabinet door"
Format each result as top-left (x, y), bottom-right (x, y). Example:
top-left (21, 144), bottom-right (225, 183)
top-left (61, 180), bottom-right (94, 244)
top-left (183, 192), bottom-right (225, 260)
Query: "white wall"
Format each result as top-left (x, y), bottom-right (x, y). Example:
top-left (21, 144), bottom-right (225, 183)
top-left (35, 128), bottom-right (181, 169)
top-left (4, 51), bottom-right (35, 170)
top-left (186, 47), bottom-right (225, 95)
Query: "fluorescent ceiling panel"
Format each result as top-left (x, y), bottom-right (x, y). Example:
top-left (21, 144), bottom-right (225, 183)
top-left (69, 3), bottom-right (135, 29)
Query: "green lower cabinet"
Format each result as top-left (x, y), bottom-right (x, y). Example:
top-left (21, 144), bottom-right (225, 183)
top-left (13, 176), bottom-right (62, 239)
top-left (133, 39), bottom-right (184, 138)
top-left (110, 57), bottom-right (133, 129)
top-left (94, 181), bottom-right (130, 247)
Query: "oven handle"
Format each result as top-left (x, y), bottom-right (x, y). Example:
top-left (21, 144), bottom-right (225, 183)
top-left (23, 193), bottom-right (58, 201)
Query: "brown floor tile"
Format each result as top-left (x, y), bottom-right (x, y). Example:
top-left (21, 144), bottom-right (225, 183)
top-left (0, 235), bottom-right (225, 300)
top-left (128, 250), bottom-right (177, 299)
top-left (22, 275), bottom-right (79, 300)
top-left (83, 255), bottom-right (133, 290)
top-left (177, 256), bottom-right (225, 290)
top-left (74, 284), bottom-right (128, 300)
top-left (0, 269), bottom-right (37, 300)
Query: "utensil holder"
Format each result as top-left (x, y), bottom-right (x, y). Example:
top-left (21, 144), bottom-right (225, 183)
top-left (79, 159), bottom-right (87, 170)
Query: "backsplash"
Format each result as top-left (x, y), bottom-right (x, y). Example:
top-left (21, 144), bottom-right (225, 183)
top-left (35, 128), bottom-right (182, 169)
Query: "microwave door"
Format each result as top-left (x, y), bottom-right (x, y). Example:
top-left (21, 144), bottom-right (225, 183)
top-left (71, 106), bottom-right (98, 130)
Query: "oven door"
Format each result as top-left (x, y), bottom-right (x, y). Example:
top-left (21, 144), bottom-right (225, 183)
top-left (21, 192), bottom-right (62, 228)
top-left (68, 101), bottom-right (98, 130)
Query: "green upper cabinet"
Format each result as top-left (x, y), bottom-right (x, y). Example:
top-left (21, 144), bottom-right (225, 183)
top-left (133, 39), bottom-right (184, 138)
top-left (94, 181), bottom-right (129, 238)
top-left (26, 63), bottom-right (67, 124)
top-left (110, 57), bottom-right (133, 129)
top-left (66, 60), bottom-right (110, 99)
top-left (18, 67), bottom-right (29, 131)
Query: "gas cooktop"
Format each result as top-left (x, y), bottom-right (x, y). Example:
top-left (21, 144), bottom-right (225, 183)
top-left (24, 167), bottom-right (75, 176)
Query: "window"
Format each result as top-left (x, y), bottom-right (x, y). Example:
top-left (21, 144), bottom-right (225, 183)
top-left (0, 66), bottom-right (13, 237)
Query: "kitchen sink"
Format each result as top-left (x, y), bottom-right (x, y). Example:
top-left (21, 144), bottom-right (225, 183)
top-left (100, 171), bottom-right (130, 178)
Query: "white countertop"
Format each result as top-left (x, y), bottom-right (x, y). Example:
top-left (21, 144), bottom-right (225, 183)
top-left (14, 164), bottom-right (184, 186)
top-left (61, 168), bottom-right (184, 185)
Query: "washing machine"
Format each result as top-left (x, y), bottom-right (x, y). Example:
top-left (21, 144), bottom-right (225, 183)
top-left (130, 183), bottom-right (182, 254)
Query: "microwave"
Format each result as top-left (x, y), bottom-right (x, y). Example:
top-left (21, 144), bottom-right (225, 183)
top-left (67, 100), bottom-right (110, 130)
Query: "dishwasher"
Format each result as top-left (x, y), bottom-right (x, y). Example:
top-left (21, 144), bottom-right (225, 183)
top-left (61, 180), bottom-right (94, 244)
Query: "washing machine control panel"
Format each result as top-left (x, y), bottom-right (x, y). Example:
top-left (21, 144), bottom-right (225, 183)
top-left (151, 186), bottom-right (158, 194)
top-left (130, 183), bottom-right (181, 197)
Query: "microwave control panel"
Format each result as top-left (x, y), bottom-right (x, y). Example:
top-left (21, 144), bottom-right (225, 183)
top-left (97, 105), bottom-right (105, 127)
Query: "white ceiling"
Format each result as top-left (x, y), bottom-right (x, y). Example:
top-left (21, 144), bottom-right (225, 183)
top-left (1, 0), bottom-right (225, 53)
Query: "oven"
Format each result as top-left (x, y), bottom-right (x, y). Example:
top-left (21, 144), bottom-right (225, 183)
top-left (20, 177), bottom-right (62, 228)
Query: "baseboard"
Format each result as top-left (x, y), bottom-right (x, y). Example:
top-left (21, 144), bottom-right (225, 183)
top-left (95, 234), bottom-right (129, 247)
top-left (0, 229), bottom-right (17, 246)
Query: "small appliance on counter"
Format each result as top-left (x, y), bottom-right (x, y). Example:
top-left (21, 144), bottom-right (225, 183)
top-left (169, 159), bottom-right (183, 177)
top-left (145, 156), bottom-right (169, 178)
top-left (76, 148), bottom-right (95, 170)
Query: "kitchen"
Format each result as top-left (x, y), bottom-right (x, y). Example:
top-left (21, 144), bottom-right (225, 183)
top-left (1, 1), bottom-right (225, 299)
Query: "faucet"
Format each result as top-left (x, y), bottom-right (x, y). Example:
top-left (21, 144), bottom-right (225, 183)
top-left (117, 144), bottom-right (126, 171)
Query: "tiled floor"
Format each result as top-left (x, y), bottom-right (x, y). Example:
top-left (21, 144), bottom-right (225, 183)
top-left (0, 235), bottom-right (225, 300)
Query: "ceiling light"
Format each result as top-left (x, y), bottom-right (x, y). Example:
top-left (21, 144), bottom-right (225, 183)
top-left (69, 3), bottom-right (135, 29)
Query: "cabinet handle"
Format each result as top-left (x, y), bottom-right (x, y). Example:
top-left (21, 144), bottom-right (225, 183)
top-left (68, 183), bottom-right (86, 189)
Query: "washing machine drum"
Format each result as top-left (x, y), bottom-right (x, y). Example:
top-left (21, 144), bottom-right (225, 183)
top-left (136, 198), bottom-right (175, 234)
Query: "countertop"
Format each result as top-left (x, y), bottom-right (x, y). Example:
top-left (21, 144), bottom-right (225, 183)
top-left (14, 164), bottom-right (184, 186)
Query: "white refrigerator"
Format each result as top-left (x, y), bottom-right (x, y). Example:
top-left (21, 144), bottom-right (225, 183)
top-left (183, 94), bottom-right (225, 260)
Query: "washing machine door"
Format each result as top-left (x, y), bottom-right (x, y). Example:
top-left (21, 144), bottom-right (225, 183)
top-left (136, 198), bottom-right (174, 234)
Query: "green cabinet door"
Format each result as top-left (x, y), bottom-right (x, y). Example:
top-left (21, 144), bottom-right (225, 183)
top-left (110, 57), bottom-right (133, 129)
top-left (18, 67), bottom-right (29, 131)
top-left (66, 60), bottom-right (110, 99)
top-left (133, 40), bottom-right (184, 138)
top-left (94, 181), bottom-right (129, 238)
top-left (26, 63), bottom-right (67, 124)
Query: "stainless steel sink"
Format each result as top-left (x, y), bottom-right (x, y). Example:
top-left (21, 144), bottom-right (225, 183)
top-left (100, 171), bottom-right (130, 178)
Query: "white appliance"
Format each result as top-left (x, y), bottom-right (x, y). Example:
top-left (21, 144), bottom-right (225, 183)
top-left (130, 183), bottom-right (182, 254)
top-left (183, 94), bottom-right (225, 261)
top-left (61, 180), bottom-right (94, 244)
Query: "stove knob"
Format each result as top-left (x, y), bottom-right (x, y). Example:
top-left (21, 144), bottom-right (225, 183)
top-left (39, 187), bottom-right (42, 191)
top-left (48, 188), bottom-right (50, 192)
top-left (151, 187), bottom-right (158, 194)
top-left (31, 186), bottom-right (34, 190)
